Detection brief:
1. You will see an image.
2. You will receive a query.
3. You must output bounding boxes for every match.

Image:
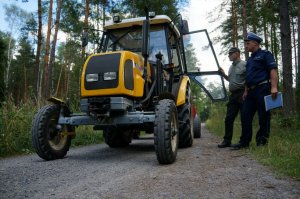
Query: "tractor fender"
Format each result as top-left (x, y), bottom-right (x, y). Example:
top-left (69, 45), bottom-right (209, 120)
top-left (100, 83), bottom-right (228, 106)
top-left (176, 76), bottom-right (190, 106)
top-left (47, 97), bottom-right (72, 118)
top-left (47, 97), bottom-right (66, 105)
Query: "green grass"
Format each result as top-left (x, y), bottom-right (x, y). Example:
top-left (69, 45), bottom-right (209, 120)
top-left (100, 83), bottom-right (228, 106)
top-left (71, 126), bottom-right (103, 146)
top-left (206, 103), bottom-right (300, 180)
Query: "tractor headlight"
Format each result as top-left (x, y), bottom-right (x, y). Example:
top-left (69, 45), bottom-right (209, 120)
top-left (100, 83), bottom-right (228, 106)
top-left (103, 72), bottom-right (117, 80)
top-left (86, 73), bottom-right (98, 82)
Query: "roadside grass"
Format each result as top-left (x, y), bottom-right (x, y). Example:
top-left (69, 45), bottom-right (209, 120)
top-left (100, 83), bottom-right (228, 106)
top-left (206, 103), bottom-right (300, 180)
top-left (0, 100), bottom-right (103, 158)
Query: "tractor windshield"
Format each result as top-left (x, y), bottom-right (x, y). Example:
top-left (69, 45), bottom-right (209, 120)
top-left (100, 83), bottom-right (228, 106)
top-left (103, 25), bottom-right (170, 64)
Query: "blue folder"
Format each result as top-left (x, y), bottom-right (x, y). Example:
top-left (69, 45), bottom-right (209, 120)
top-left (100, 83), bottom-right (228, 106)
top-left (264, 92), bottom-right (283, 111)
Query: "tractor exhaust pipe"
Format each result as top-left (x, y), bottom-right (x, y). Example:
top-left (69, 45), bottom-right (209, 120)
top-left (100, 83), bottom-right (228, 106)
top-left (142, 7), bottom-right (150, 80)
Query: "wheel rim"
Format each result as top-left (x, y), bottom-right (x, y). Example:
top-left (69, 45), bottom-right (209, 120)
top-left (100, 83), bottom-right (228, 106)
top-left (170, 112), bottom-right (178, 153)
top-left (48, 116), bottom-right (68, 151)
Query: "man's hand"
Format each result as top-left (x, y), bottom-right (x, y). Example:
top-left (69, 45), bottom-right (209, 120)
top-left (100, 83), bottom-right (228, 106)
top-left (218, 67), bottom-right (225, 75)
top-left (271, 86), bottom-right (278, 100)
top-left (218, 67), bottom-right (229, 81)
top-left (270, 69), bottom-right (278, 100)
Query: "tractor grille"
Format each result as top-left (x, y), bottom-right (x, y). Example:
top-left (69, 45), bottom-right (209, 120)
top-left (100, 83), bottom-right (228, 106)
top-left (84, 53), bottom-right (120, 90)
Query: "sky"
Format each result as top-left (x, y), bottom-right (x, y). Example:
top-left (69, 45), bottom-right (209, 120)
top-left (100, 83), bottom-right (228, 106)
top-left (0, 0), bottom-right (231, 70)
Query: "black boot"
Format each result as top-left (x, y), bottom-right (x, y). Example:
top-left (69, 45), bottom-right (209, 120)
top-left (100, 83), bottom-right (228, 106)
top-left (231, 143), bottom-right (249, 150)
top-left (218, 140), bottom-right (231, 148)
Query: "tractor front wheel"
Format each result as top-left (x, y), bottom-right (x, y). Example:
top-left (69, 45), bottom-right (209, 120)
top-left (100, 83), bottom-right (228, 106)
top-left (31, 105), bottom-right (72, 160)
top-left (154, 99), bottom-right (179, 164)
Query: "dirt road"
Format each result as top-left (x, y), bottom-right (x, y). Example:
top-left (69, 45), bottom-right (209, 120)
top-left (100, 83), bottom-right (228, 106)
top-left (1, 125), bottom-right (299, 199)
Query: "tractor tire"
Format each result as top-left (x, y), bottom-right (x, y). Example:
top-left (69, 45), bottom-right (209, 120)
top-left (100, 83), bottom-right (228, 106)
top-left (31, 105), bottom-right (72, 160)
top-left (178, 85), bottom-right (194, 148)
top-left (103, 127), bottom-right (131, 148)
top-left (193, 114), bottom-right (201, 138)
top-left (154, 99), bottom-right (179, 164)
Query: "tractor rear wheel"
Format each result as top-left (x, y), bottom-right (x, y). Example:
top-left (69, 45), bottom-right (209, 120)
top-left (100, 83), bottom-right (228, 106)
top-left (103, 127), bottom-right (131, 148)
top-left (193, 114), bottom-right (201, 138)
top-left (178, 85), bottom-right (194, 147)
top-left (154, 99), bottom-right (179, 164)
top-left (31, 105), bottom-right (72, 160)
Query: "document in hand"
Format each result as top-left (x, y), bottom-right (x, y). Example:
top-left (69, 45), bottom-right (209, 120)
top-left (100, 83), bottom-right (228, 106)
top-left (264, 92), bottom-right (283, 111)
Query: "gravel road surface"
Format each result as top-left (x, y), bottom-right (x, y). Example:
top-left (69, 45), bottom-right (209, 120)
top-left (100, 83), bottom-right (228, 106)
top-left (1, 124), bottom-right (300, 199)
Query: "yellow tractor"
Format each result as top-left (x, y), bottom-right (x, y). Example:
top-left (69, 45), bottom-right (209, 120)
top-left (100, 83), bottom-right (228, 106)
top-left (31, 11), bottom-right (226, 164)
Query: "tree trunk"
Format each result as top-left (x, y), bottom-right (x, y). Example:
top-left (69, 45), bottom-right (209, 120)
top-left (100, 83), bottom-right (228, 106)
top-left (279, 0), bottom-right (295, 117)
top-left (291, 18), bottom-right (297, 85)
top-left (23, 63), bottom-right (27, 101)
top-left (5, 35), bottom-right (13, 91)
top-left (102, 0), bottom-right (106, 27)
top-left (230, 0), bottom-right (238, 47)
top-left (49, 0), bottom-right (62, 96)
top-left (262, 0), bottom-right (269, 50)
top-left (54, 62), bottom-right (64, 97)
top-left (296, 0), bottom-right (300, 113)
top-left (35, 0), bottom-right (42, 102)
top-left (82, 0), bottom-right (89, 58)
top-left (251, 0), bottom-right (257, 33)
top-left (242, 0), bottom-right (249, 59)
top-left (43, 0), bottom-right (53, 99)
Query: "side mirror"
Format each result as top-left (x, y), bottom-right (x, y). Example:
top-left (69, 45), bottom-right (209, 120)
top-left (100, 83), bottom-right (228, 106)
top-left (181, 20), bottom-right (189, 35)
top-left (81, 31), bottom-right (88, 47)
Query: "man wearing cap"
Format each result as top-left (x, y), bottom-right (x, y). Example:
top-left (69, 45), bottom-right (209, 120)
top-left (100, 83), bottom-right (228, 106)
top-left (218, 47), bottom-right (246, 148)
top-left (232, 32), bottom-right (278, 150)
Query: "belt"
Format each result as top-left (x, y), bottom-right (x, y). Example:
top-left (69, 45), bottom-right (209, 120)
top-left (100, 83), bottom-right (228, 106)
top-left (249, 80), bottom-right (270, 90)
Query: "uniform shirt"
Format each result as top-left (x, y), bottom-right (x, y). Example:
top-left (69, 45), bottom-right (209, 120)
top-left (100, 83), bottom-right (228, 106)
top-left (246, 48), bottom-right (277, 87)
top-left (228, 60), bottom-right (246, 92)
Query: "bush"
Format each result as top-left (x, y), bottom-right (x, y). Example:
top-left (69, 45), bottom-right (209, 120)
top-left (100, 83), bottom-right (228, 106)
top-left (0, 99), bottom-right (37, 157)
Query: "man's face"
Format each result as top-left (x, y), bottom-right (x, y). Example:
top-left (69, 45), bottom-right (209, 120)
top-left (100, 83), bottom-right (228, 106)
top-left (228, 52), bottom-right (238, 61)
top-left (245, 41), bottom-right (257, 52)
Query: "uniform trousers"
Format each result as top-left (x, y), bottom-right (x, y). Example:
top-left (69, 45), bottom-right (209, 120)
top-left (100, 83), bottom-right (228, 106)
top-left (240, 83), bottom-right (270, 145)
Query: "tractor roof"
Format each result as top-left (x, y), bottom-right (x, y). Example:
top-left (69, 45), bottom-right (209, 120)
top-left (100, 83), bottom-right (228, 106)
top-left (104, 15), bottom-right (180, 38)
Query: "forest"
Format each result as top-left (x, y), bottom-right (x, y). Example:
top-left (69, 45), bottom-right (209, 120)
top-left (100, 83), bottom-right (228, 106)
top-left (0, 0), bottom-right (299, 177)
top-left (0, 0), bottom-right (299, 114)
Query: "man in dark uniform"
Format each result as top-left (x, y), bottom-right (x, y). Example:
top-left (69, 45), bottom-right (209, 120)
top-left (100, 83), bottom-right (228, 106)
top-left (218, 47), bottom-right (246, 148)
top-left (232, 32), bottom-right (278, 150)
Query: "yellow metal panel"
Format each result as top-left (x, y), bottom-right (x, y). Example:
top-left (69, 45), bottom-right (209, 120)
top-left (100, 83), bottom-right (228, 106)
top-left (80, 51), bottom-right (146, 98)
top-left (176, 76), bottom-right (190, 106)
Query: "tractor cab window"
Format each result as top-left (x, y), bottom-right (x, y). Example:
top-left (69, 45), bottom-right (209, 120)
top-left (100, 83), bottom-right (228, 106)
top-left (183, 31), bottom-right (219, 72)
top-left (103, 25), bottom-right (169, 65)
top-left (106, 28), bottom-right (143, 52)
top-left (148, 29), bottom-right (169, 65)
top-left (166, 27), bottom-right (182, 75)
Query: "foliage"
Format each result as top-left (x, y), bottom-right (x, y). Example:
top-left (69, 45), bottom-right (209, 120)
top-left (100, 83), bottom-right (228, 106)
top-left (0, 98), bottom-right (37, 156)
top-left (191, 81), bottom-right (211, 122)
top-left (9, 37), bottom-right (35, 104)
top-left (60, 0), bottom-right (84, 37)
top-left (120, 0), bottom-right (188, 19)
